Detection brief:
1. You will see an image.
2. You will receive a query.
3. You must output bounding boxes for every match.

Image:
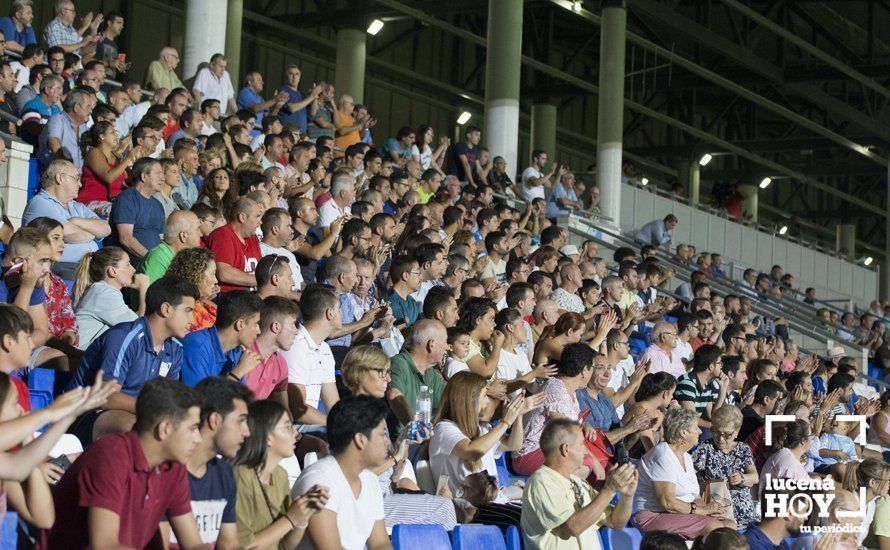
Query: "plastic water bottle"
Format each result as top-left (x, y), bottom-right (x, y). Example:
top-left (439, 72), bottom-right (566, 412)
top-left (407, 386), bottom-right (433, 440)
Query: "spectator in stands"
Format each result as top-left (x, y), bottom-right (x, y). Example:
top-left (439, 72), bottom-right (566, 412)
top-left (166, 108), bottom-right (204, 149)
top-left (386, 255), bottom-right (423, 327)
top-left (43, 0), bottom-right (98, 53)
top-left (690, 405), bottom-right (758, 530)
top-left (21, 72), bottom-right (62, 120)
top-left (49, 379), bottom-right (199, 550)
top-left (165, 246), bottom-right (220, 331)
top-left (78, 121), bottom-right (141, 215)
top-left (546, 169), bottom-right (582, 218)
top-left (386, 319), bottom-right (447, 436)
top-left (232, 398), bottom-right (328, 548)
top-left (66, 277), bottom-right (199, 444)
top-left (22, 159), bottom-right (111, 278)
top-left (0, 62), bottom-right (18, 132)
top-left (411, 124), bottom-right (448, 173)
top-left (633, 408), bottom-right (734, 538)
top-left (333, 93), bottom-right (367, 153)
top-left (674, 344), bottom-right (727, 429)
top-left (294, 396), bottom-right (390, 549)
top-left (449, 125), bottom-right (480, 183)
top-left (522, 149), bottom-right (564, 202)
top-left (46, 46), bottom-right (65, 77)
top-left (635, 214), bottom-right (678, 248)
top-left (521, 419), bottom-right (637, 549)
top-left (578, 351), bottom-right (653, 442)
top-left (38, 87), bottom-right (96, 171)
top-left (180, 289), bottom-right (262, 386)
top-left (757, 419), bottom-right (811, 499)
top-left (237, 70), bottom-right (288, 131)
top-left (552, 263), bottom-right (585, 313)
top-left (738, 380), bottom-right (785, 441)
top-left (239, 296), bottom-right (293, 404)
top-left (146, 46), bottom-right (183, 92)
top-left (277, 64), bottom-right (320, 134)
top-left (73, 246), bottom-right (146, 349)
top-left (170, 376), bottom-right (251, 547)
top-left (9, 43), bottom-right (41, 94)
top-left (673, 312), bottom-right (698, 364)
top-left (515, 343), bottom-right (599, 478)
top-left (207, 197), bottom-right (263, 292)
top-left (191, 53), bottom-right (237, 114)
top-left (0, 0), bottom-right (35, 53)
top-left (259, 208), bottom-right (303, 292)
top-left (172, 144), bottom-right (201, 209)
top-left (640, 320), bottom-right (685, 379)
top-left (199, 98), bottom-right (220, 135)
top-left (487, 155), bottom-right (516, 194)
top-left (110, 157), bottom-right (165, 262)
top-left (455, 297), bottom-right (503, 379)
top-left (431, 371), bottom-right (531, 529)
top-left (93, 11), bottom-right (126, 77)
top-left (137, 209), bottom-right (200, 285)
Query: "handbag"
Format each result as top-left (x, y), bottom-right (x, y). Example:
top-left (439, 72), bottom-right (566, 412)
top-left (578, 409), bottom-right (614, 470)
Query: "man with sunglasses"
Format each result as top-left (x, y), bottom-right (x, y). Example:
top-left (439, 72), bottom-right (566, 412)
top-left (521, 418), bottom-right (637, 550)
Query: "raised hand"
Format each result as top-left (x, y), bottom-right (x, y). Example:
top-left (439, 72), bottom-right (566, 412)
top-left (486, 379), bottom-right (508, 400)
top-left (605, 463), bottom-right (637, 495)
top-left (502, 395), bottom-right (525, 425)
top-left (232, 348), bottom-right (262, 378)
top-left (522, 392), bottom-right (545, 413)
top-left (531, 363), bottom-right (558, 380)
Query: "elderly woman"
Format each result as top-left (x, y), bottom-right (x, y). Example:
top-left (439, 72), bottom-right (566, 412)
top-left (165, 247), bottom-right (219, 331)
top-left (691, 405), bottom-right (759, 530)
top-left (340, 346), bottom-right (458, 533)
top-left (633, 408), bottom-right (735, 539)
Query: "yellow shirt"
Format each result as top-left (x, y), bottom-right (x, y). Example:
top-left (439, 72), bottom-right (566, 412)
top-left (521, 466), bottom-right (609, 550)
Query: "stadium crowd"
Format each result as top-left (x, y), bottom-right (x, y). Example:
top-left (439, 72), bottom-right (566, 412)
top-left (0, 1), bottom-right (889, 550)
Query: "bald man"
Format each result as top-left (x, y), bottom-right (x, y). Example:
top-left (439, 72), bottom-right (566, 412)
top-left (146, 46), bottom-right (183, 92)
top-left (531, 298), bottom-right (559, 344)
top-left (136, 210), bottom-right (202, 283)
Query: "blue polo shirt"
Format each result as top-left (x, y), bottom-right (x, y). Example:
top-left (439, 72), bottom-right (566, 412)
top-left (278, 86), bottom-right (308, 133)
top-left (382, 138), bottom-right (412, 161)
top-left (0, 269), bottom-right (46, 306)
top-left (576, 388), bottom-right (620, 431)
top-left (236, 87), bottom-right (266, 129)
top-left (68, 317), bottom-right (183, 395)
top-left (110, 187), bottom-right (165, 258)
top-left (21, 190), bottom-right (100, 264)
top-left (0, 18), bottom-right (36, 48)
top-left (22, 96), bottom-right (62, 120)
top-left (386, 290), bottom-right (421, 328)
top-left (181, 326), bottom-right (244, 387)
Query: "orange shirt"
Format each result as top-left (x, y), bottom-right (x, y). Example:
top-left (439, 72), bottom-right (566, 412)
top-left (333, 110), bottom-right (360, 155)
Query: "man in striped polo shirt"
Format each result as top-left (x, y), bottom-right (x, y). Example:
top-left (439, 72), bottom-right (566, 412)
top-left (674, 344), bottom-right (729, 432)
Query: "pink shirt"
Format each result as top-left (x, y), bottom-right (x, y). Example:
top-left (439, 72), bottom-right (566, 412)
top-left (641, 344), bottom-right (686, 379)
top-left (242, 341), bottom-right (288, 400)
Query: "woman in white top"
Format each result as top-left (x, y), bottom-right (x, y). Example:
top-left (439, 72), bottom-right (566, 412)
top-left (632, 408), bottom-right (734, 540)
top-left (494, 308), bottom-right (554, 397)
top-left (410, 124), bottom-right (449, 173)
top-left (73, 246), bottom-right (148, 350)
top-left (430, 371), bottom-right (539, 530)
top-left (339, 346), bottom-right (457, 532)
top-left (841, 458), bottom-right (890, 547)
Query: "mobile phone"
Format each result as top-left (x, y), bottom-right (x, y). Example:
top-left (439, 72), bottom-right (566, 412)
top-left (436, 474), bottom-right (449, 495)
top-left (50, 454), bottom-right (72, 472)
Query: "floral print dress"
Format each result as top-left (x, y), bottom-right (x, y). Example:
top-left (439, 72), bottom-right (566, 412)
top-left (691, 439), bottom-right (759, 530)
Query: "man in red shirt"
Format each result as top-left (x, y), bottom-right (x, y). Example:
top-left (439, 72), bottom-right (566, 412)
top-left (49, 377), bottom-right (205, 549)
top-left (207, 197), bottom-right (263, 292)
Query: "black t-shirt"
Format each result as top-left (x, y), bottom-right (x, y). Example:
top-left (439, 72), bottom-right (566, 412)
top-left (738, 405), bottom-right (764, 441)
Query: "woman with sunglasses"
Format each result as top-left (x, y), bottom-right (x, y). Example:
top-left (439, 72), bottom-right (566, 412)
top-left (340, 346), bottom-right (458, 532)
top-left (232, 400), bottom-right (329, 549)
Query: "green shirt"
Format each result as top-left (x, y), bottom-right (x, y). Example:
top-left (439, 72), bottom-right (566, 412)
top-left (388, 351), bottom-right (446, 436)
top-left (137, 241), bottom-right (175, 284)
top-left (233, 465), bottom-right (290, 550)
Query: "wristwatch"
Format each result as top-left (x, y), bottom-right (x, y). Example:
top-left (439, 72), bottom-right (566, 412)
top-left (690, 502), bottom-right (697, 514)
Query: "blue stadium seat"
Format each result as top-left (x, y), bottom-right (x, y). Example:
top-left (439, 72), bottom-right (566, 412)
top-left (1, 512), bottom-right (18, 550)
top-left (495, 452), bottom-right (527, 487)
top-left (601, 526), bottom-right (643, 550)
top-left (505, 526), bottom-right (522, 550)
top-left (27, 368), bottom-right (57, 411)
top-left (391, 524), bottom-right (451, 550)
top-left (451, 524), bottom-right (507, 550)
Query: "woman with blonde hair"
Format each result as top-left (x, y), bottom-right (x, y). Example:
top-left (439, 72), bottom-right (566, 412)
top-left (339, 346), bottom-right (458, 532)
top-left (73, 246), bottom-right (148, 350)
top-left (165, 247), bottom-right (219, 331)
top-left (431, 371), bottom-right (537, 532)
top-left (691, 405), bottom-right (759, 530)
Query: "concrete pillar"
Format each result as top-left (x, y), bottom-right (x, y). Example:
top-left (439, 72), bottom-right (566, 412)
top-left (225, 0), bottom-right (243, 86)
top-left (836, 223), bottom-right (856, 258)
top-left (740, 184), bottom-right (758, 224)
top-left (530, 103), bottom-right (557, 169)
top-left (335, 28), bottom-right (367, 104)
top-left (183, 0), bottom-right (227, 80)
top-left (595, 0), bottom-right (627, 226)
top-left (0, 139), bottom-right (34, 228)
top-left (689, 161), bottom-right (700, 204)
top-left (483, 0), bottom-right (523, 180)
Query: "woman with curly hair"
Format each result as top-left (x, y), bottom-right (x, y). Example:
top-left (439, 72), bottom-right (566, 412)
top-left (195, 167), bottom-right (237, 220)
top-left (456, 297), bottom-right (501, 379)
top-left (165, 247), bottom-right (219, 331)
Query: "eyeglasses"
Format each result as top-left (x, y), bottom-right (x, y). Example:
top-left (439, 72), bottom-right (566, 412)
top-left (60, 173), bottom-right (81, 183)
top-left (369, 368), bottom-right (391, 379)
top-left (713, 430), bottom-right (736, 440)
top-left (275, 423), bottom-right (296, 434)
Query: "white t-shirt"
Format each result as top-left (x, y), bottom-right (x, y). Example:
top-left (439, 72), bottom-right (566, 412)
top-left (294, 456), bottom-right (384, 550)
top-left (634, 442), bottom-right (700, 513)
top-left (521, 166), bottom-right (546, 201)
top-left (192, 67), bottom-right (235, 106)
top-left (445, 358), bottom-right (470, 379)
top-left (410, 143), bottom-right (433, 170)
top-left (429, 420), bottom-right (499, 496)
top-left (497, 348), bottom-right (532, 398)
top-left (285, 326), bottom-right (335, 409)
top-left (607, 354), bottom-right (635, 418)
top-left (673, 340), bottom-right (693, 363)
top-left (259, 242), bottom-right (305, 290)
top-left (318, 199), bottom-right (350, 228)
